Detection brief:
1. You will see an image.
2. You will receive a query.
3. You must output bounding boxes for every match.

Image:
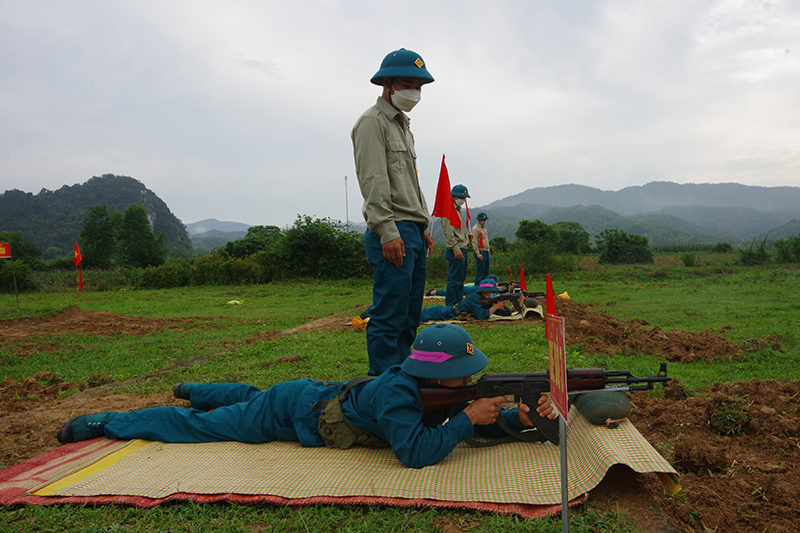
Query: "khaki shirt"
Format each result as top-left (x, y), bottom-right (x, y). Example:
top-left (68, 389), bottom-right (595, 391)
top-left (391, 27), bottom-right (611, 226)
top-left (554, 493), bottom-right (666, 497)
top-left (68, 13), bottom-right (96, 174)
top-left (351, 97), bottom-right (429, 244)
top-left (471, 223), bottom-right (490, 253)
top-left (441, 204), bottom-right (469, 251)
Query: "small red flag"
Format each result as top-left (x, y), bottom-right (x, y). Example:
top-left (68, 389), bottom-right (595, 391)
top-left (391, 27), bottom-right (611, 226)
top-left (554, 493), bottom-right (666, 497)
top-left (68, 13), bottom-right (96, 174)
top-left (464, 199), bottom-right (470, 232)
top-left (430, 155), bottom-right (461, 229)
top-left (73, 241), bottom-right (82, 267)
top-left (0, 242), bottom-right (10, 259)
top-left (508, 267), bottom-right (513, 283)
top-left (520, 267), bottom-right (527, 291)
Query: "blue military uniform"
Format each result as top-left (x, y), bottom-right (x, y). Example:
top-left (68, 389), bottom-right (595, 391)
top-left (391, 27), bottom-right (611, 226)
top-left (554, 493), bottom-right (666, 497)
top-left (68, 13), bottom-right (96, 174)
top-left (102, 366), bottom-right (526, 469)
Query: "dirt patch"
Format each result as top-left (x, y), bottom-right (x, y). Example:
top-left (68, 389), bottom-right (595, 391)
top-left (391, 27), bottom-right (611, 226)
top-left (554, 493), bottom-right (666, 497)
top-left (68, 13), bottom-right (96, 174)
top-left (0, 305), bottom-right (213, 345)
top-left (555, 298), bottom-right (742, 362)
top-left (1, 303), bottom-right (799, 533)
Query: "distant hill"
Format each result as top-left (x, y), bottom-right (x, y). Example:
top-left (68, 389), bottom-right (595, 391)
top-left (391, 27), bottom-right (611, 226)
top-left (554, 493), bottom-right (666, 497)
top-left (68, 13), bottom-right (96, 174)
top-left (185, 219), bottom-right (253, 236)
top-left (0, 174), bottom-right (192, 259)
top-left (467, 182), bottom-right (800, 246)
top-left (184, 219), bottom-right (252, 252)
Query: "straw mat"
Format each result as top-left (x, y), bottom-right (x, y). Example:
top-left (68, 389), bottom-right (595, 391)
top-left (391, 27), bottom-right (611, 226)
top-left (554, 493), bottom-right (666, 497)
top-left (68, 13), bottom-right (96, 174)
top-left (0, 410), bottom-right (676, 519)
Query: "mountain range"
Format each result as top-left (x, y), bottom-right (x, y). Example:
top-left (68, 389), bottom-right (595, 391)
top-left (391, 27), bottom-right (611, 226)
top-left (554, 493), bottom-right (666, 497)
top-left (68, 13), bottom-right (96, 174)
top-left (4, 177), bottom-right (798, 258)
top-left (190, 182), bottom-right (800, 248)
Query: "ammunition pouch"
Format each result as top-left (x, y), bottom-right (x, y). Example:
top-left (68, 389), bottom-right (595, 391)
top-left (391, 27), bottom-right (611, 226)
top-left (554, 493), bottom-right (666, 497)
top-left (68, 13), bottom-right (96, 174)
top-left (315, 376), bottom-right (390, 449)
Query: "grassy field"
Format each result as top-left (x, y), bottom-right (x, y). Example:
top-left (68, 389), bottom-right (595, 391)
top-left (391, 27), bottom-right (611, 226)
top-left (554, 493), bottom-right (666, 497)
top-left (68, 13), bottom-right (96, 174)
top-left (1, 256), bottom-right (798, 532)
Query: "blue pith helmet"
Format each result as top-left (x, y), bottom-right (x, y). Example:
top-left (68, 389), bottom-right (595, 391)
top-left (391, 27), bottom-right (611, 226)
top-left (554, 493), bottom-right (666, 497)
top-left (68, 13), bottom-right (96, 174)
top-left (476, 279), bottom-right (501, 293)
top-left (401, 324), bottom-right (488, 379)
top-left (451, 184), bottom-right (470, 198)
top-left (477, 212), bottom-right (488, 221)
top-left (371, 48), bottom-right (435, 85)
top-left (486, 274), bottom-right (499, 282)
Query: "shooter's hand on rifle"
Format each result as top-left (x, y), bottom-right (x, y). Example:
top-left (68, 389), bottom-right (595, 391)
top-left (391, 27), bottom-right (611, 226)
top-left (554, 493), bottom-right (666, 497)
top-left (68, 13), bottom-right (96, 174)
top-left (518, 394), bottom-right (557, 427)
top-left (463, 396), bottom-right (507, 425)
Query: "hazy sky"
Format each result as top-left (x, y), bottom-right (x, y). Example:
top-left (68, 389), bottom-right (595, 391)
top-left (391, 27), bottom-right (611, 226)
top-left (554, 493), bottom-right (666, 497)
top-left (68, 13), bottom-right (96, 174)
top-left (2, 1), bottom-right (798, 229)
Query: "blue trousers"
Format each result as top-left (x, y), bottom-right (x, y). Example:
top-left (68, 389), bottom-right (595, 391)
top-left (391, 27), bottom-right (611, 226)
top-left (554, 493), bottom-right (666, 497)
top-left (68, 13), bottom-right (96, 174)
top-left (420, 304), bottom-right (458, 322)
top-left (445, 248), bottom-right (468, 306)
top-left (363, 221), bottom-right (427, 375)
top-left (474, 250), bottom-right (491, 284)
top-left (103, 382), bottom-right (309, 443)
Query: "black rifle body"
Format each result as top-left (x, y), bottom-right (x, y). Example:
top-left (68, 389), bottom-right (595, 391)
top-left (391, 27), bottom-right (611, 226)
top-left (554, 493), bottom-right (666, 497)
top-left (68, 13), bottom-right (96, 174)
top-left (419, 363), bottom-right (671, 444)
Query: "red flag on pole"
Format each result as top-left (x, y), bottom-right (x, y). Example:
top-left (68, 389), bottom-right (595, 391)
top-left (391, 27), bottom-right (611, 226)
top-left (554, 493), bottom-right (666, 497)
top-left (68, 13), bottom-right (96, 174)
top-left (520, 267), bottom-right (527, 291)
top-left (430, 155), bottom-right (461, 229)
top-left (508, 267), bottom-right (513, 283)
top-left (464, 199), bottom-right (470, 232)
top-left (73, 241), bottom-right (82, 267)
top-left (73, 241), bottom-right (83, 292)
top-left (0, 242), bottom-right (10, 259)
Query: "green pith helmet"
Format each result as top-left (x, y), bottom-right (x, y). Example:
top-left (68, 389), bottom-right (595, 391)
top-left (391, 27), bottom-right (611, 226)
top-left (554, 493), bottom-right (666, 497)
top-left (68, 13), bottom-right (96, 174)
top-left (477, 212), bottom-right (488, 221)
top-left (401, 324), bottom-right (488, 380)
top-left (371, 48), bottom-right (435, 85)
top-left (574, 391), bottom-right (631, 428)
top-left (476, 279), bottom-right (501, 293)
top-left (451, 184), bottom-right (470, 198)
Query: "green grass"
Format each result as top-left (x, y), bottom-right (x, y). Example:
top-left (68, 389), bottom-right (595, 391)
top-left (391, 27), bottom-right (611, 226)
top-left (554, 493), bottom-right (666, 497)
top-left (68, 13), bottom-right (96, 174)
top-left (2, 261), bottom-right (798, 531)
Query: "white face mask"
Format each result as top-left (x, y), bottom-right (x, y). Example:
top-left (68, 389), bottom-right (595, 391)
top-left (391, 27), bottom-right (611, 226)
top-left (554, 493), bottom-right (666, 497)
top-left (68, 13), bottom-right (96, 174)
top-left (391, 88), bottom-right (421, 112)
top-left (454, 198), bottom-right (465, 207)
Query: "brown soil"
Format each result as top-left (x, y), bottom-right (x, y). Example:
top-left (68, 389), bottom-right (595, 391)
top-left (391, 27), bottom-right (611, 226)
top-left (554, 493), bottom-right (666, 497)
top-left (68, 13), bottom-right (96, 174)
top-left (1, 303), bottom-right (798, 533)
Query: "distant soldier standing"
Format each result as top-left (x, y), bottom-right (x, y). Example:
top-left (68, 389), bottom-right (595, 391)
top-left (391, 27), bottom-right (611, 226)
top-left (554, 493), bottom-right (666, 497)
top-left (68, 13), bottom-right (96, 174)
top-left (471, 212), bottom-right (491, 284)
top-left (351, 48), bottom-right (435, 375)
top-left (442, 184), bottom-right (470, 306)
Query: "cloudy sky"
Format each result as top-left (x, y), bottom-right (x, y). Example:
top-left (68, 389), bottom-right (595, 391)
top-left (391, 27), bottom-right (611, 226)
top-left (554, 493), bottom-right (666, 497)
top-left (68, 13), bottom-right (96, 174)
top-left (2, 0), bottom-right (798, 229)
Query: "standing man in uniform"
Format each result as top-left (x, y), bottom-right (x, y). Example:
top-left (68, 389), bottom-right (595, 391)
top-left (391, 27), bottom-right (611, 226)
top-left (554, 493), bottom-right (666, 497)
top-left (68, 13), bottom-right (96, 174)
top-left (471, 212), bottom-right (491, 284)
top-left (351, 48), bottom-right (435, 375)
top-left (442, 184), bottom-right (470, 306)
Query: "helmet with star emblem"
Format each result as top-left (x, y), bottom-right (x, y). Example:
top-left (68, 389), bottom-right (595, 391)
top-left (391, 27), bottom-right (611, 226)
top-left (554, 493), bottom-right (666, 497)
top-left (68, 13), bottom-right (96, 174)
top-left (371, 48), bottom-right (435, 85)
top-left (401, 323), bottom-right (488, 379)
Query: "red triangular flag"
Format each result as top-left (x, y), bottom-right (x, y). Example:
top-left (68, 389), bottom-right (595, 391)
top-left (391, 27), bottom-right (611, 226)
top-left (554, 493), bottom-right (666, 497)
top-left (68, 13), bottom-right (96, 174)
top-left (508, 267), bottom-right (513, 283)
top-left (520, 267), bottom-right (527, 291)
top-left (464, 199), bottom-right (470, 232)
top-left (73, 241), bottom-right (82, 267)
top-left (430, 155), bottom-right (461, 229)
top-left (545, 274), bottom-right (556, 340)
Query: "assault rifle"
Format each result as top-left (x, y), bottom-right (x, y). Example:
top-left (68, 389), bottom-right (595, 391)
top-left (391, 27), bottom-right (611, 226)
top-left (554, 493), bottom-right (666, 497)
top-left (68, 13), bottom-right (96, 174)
top-left (480, 290), bottom-right (546, 314)
top-left (419, 363), bottom-right (671, 444)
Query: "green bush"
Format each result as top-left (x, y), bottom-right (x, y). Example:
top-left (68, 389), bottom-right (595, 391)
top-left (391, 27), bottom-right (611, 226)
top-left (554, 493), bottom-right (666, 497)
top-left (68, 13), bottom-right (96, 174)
top-left (424, 247), bottom-right (449, 280)
top-left (711, 242), bottom-right (733, 253)
top-left (738, 238), bottom-right (771, 266)
top-left (0, 259), bottom-right (37, 292)
top-left (508, 241), bottom-right (576, 274)
top-left (774, 234), bottom-right (800, 263)
top-left (680, 253), bottom-right (699, 267)
top-left (275, 215), bottom-right (369, 279)
top-left (596, 229), bottom-right (654, 264)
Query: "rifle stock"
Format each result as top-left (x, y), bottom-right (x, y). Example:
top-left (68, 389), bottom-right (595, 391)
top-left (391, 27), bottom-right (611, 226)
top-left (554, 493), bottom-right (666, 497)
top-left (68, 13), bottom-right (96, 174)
top-left (419, 363), bottom-right (671, 444)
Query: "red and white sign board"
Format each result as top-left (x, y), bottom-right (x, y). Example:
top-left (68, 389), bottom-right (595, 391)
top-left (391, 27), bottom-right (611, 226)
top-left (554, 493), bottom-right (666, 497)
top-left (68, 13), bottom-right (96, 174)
top-left (546, 313), bottom-right (569, 422)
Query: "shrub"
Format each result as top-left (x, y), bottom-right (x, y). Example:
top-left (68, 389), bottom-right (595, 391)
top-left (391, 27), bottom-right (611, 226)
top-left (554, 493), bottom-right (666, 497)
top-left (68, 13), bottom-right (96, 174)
top-left (274, 215), bottom-right (369, 279)
top-left (711, 242), bottom-right (733, 254)
top-left (0, 260), bottom-right (37, 292)
top-left (680, 253), bottom-right (699, 267)
top-left (773, 234), bottom-right (800, 263)
top-left (596, 229), bottom-right (654, 264)
top-left (737, 238), bottom-right (771, 266)
top-left (424, 247), bottom-right (449, 280)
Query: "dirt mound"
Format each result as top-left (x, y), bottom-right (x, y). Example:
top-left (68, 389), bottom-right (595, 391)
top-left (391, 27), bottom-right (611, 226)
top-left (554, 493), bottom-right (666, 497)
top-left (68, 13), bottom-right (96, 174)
top-left (1, 303), bottom-right (798, 533)
top-left (0, 306), bottom-right (208, 344)
top-left (555, 298), bottom-right (741, 362)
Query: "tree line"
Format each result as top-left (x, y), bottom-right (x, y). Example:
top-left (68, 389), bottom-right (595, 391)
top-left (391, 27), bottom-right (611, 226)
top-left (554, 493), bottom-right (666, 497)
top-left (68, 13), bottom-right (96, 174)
top-left (3, 210), bottom-right (800, 293)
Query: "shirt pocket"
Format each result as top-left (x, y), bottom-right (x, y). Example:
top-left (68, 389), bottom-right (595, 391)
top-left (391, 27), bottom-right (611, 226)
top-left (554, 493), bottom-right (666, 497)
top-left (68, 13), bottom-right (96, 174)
top-left (387, 139), bottom-right (410, 175)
